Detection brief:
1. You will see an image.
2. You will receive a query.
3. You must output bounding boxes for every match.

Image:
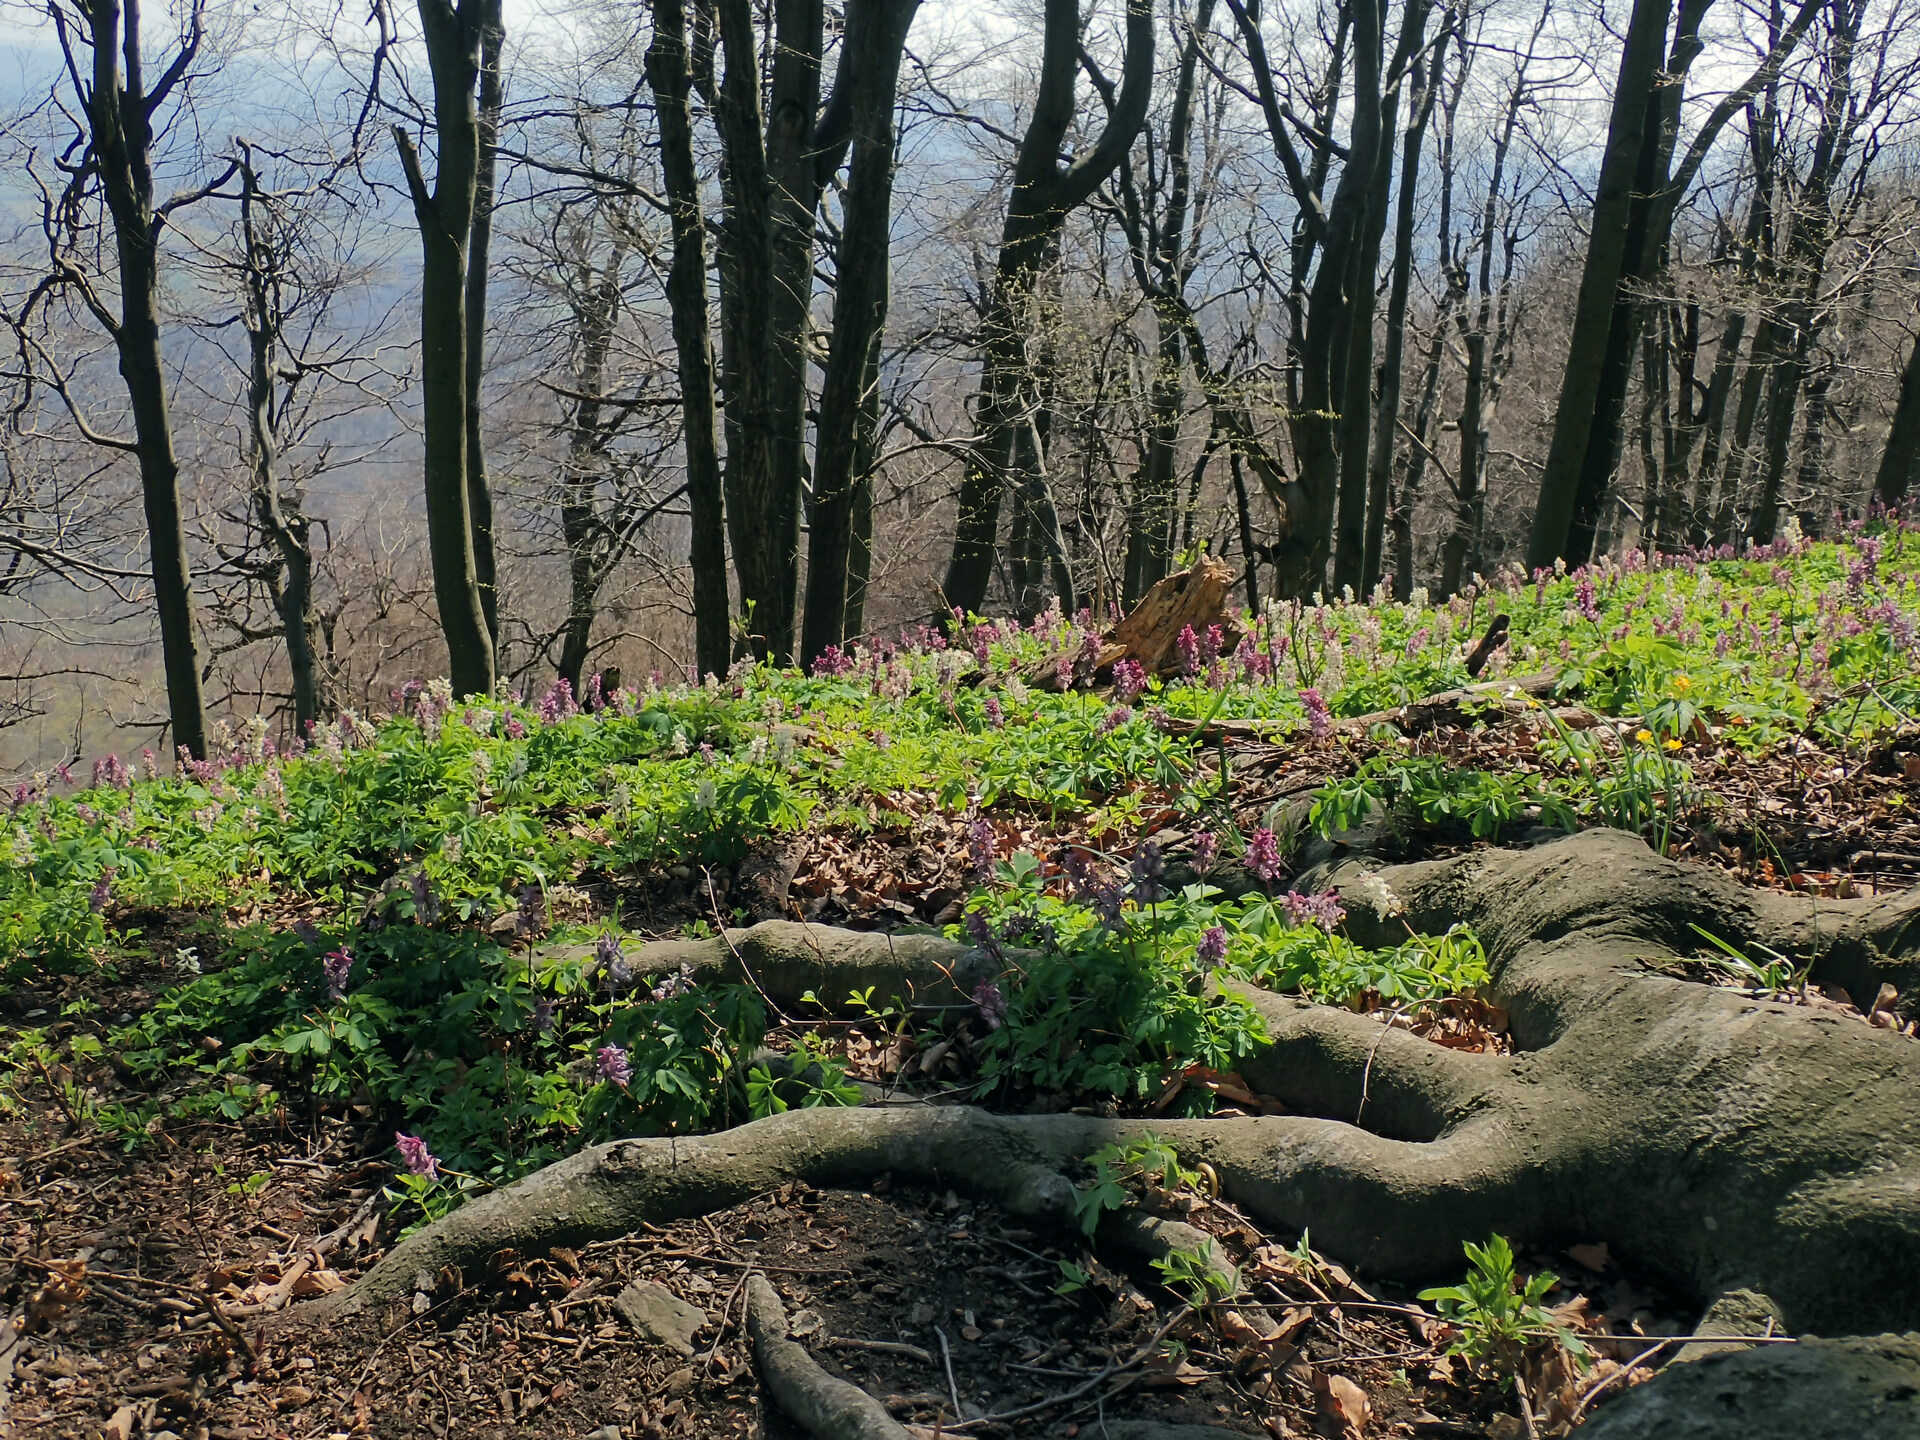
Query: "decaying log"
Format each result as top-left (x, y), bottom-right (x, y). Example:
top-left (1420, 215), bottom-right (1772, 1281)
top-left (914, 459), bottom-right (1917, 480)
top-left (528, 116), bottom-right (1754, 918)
top-left (1023, 558), bottom-right (1242, 691)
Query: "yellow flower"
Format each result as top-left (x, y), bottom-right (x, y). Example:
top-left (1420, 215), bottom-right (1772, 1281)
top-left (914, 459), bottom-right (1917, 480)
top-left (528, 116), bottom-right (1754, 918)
top-left (1635, 728), bottom-right (1654, 744)
top-left (1672, 674), bottom-right (1692, 693)
top-left (1664, 737), bottom-right (1683, 751)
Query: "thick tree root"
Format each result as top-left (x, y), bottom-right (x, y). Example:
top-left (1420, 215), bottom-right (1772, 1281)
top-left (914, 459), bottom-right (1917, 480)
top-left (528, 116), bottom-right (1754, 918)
top-left (316, 830), bottom-right (1920, 1341)
top-left (745, 1273), bottom-right (908, 1440)
top-left (1576, 1333), bottom-right (1920, 1439)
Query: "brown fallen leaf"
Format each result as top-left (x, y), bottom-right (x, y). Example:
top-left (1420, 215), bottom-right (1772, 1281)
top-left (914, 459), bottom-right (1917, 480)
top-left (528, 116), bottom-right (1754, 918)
top-left (1567, 1242), bottom-right (1611, 1272)
top-left (1312, 1370), bottom-right (1371, 1439)
top-left (104, 1405), bottom-right (138, 1440)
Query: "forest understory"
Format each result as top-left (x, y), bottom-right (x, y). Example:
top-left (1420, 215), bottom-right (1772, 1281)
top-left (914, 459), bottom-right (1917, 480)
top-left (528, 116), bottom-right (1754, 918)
top-left (6, 543), bottom-right (1920, 1439)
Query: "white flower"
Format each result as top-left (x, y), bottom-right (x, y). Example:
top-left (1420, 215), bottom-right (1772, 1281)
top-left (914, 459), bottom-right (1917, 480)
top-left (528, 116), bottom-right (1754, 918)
top-left (693, 779), bottom-right (718, 812)
top-left (1355, 871), bottom-right (1406, 917)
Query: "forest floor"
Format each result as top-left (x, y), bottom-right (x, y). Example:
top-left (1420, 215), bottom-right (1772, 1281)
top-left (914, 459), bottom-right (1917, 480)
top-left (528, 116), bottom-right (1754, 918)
top-left (7, 709), bottom-right (1912, 1439)
top-left (6, 541), bottom-right (1920, 1438)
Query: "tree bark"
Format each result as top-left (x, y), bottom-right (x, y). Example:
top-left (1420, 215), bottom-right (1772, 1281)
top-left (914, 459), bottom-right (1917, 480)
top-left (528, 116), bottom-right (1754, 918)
top-left (940, 0), bottom-right (1155, 620)
top-left (1875, 331), bottom-right (1920, 509)
top-left (396, 0), bottom-right (500, 699)
top-left (800, 0), bottom-right (921, 662)
top-left (237, 152), bottom-right (328, 737)
top-left (1524, 0), bottom-right (1669, 572)
top-left (84, 0), bottom-right (209, 758)
top-left (464, 6), bottom-right (503, 663)
top-left (646, 0), bottom-right (731, 679)
top-left (1363, 6), bottom-right (1445, 597)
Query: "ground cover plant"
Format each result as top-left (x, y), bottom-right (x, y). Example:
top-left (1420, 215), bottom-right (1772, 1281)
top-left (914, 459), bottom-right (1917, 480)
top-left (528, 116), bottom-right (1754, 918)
top-left (5, 528), bottom-right (1920, 1438)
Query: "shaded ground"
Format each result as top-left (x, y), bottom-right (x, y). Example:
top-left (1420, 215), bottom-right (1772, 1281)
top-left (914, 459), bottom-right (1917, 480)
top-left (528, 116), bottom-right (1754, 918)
top-left (6, 710), bottom-right (1917, 1436)
top-left (3, 1112), bottom-right (1692, 1440)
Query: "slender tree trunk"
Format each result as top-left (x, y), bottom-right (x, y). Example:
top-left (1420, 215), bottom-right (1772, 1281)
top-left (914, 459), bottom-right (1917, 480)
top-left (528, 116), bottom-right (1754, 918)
top-left (646, 0), bottom-right (730, 678)
top-left (395, 0), bottom-right (499, 699)
top-left (464, 6), bottom-right (503, 661)
top-left (941, 0), bottom-right (1154, 618)
top-left (86, 0), bottom-right (208, 757)
top-left (801, 0), bottom-right (920, 661)
top-left (238, 154), bottom-right (327, 736)
top-left (1364, 7), bottom-right (1444, 596)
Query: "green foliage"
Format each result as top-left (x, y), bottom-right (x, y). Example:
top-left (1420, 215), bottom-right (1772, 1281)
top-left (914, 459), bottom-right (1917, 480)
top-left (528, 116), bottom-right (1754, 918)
top-left (1070, 1134), bottom-right (1200, 1235)
top-left (1688, 924), bottom-right (1814, 996)
top-left (1419, 1235), bottom-right (1591, 1380)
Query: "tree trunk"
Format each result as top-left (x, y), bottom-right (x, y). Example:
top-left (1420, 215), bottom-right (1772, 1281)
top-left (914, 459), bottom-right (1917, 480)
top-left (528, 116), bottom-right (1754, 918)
top-left (238, 153), bottom-right (328, 737)
top-left (465, 6), bottom-right (504, 662)
top-left (86, 0), bottom-right (209, 758)
top-left (940, 0), bottom-right (1154, 619)
top-left (396, 0), bottom-right (500, 700)
top-left (1876, 332), bottom-right (1920, 509)
top-left (801, 0), bottom-right (921, 663)
top-left (645, 0), bottom-right (731, 679)
top-left (1364, 7), bottom-right (1445, 597)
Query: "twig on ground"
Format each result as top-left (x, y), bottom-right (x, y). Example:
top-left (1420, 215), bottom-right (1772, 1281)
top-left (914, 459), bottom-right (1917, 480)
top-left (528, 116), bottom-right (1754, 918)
top-left (934, 1325), bottom-right (962, 1416)
top-left (826, 1335), bottom-right (936, 1365)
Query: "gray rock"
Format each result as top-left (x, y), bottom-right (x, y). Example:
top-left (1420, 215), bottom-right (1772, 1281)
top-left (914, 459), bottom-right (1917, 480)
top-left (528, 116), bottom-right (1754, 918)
top-left (1581, 1333), bottom-right (1920, 1439)
top-left (613, 1280), bottom-right (707, 1357)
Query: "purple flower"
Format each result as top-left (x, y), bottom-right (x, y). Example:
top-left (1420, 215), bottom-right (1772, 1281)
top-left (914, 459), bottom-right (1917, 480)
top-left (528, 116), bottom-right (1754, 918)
top-left (1201, 624), bottom-right (1224, 665)
top-left (964, 906), bottom-right (1004, 960)
top-left (1576, 574), bottom-right (1600, 623)
top-left (1282, 889), bottom-right (1347, 932)
top-left (395, 1132), bottom-right (439, 1179)
top-left (583, 672), bottom-right (605, 712)
top-left (596, 932), bottom-right (629, 987)
top-left (504, 715), bottom-right (527, 740)
top-left (1196, 926), bottom-right (1228, 969)
top-left (1176, 624), bottom-right (1201, 677)
top-left (1245, 827), bottom-right (1284, 883)
top-left (410, 871), bottom-right (440, 925)
top-left (650, 963), bottom-right (696, 1001)
top-left (967, 814), bottom-right (997, 882)
top-left (1128, 841), bottom-right (1166, 904)
top-left (323, 947), bottom-right (353, 998)
top-left (1072, 628), bottom-right (1104, 688)
top-left (515, 884), bottom-right (545, 940)
top-left (983, 696), bottom-right (1006, 729)
top-left (812, 645), bottom-right (853, 678)
top-left (1301, 688), bottom-right (1332, 741)
top-left (88, 867), bottom-right (116, 914)
top-left (596, 1045), bottom-right (632, 1085)
top-left (91, 753), bottom-right (129, 789)
top-left (972, 980), bottom-right (1007, 1031)
top-left (1102, 705), bottom-right (1131, 734)
top-left (1190, 830), bottom-right (1219, 874)
top-left (1113, 658), bottom-right (1148, 703)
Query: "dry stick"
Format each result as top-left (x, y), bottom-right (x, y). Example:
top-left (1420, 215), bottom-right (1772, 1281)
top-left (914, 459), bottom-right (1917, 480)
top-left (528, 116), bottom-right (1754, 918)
top-left (744, 1272), bottom-right (909, 1440)
top-left (703, 868), bottom-right (791, 1022)
top-left (934, 1325), bottom-right (962, 1416)
top-left (941, 1309), bottom-right (1189, 1432)
top-left (1566, 1337), bottom-right (1674, 1425)
top-left (1513, 1371), bottom-right (1541, 1440)
top-left (705, 1273), bottom-right (749, 1379)
top-left (825, 1335), bottom-right (936, 1365)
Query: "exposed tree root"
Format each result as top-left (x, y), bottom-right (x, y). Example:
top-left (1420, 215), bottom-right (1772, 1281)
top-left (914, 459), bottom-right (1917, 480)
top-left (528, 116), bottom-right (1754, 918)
top-left (1577, 1333), bottom-right (1920, 1439)
top-left (313, 831), bottom-right (1920, 1347)
top-left (745, 1273), bottom-right (909, 1440)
